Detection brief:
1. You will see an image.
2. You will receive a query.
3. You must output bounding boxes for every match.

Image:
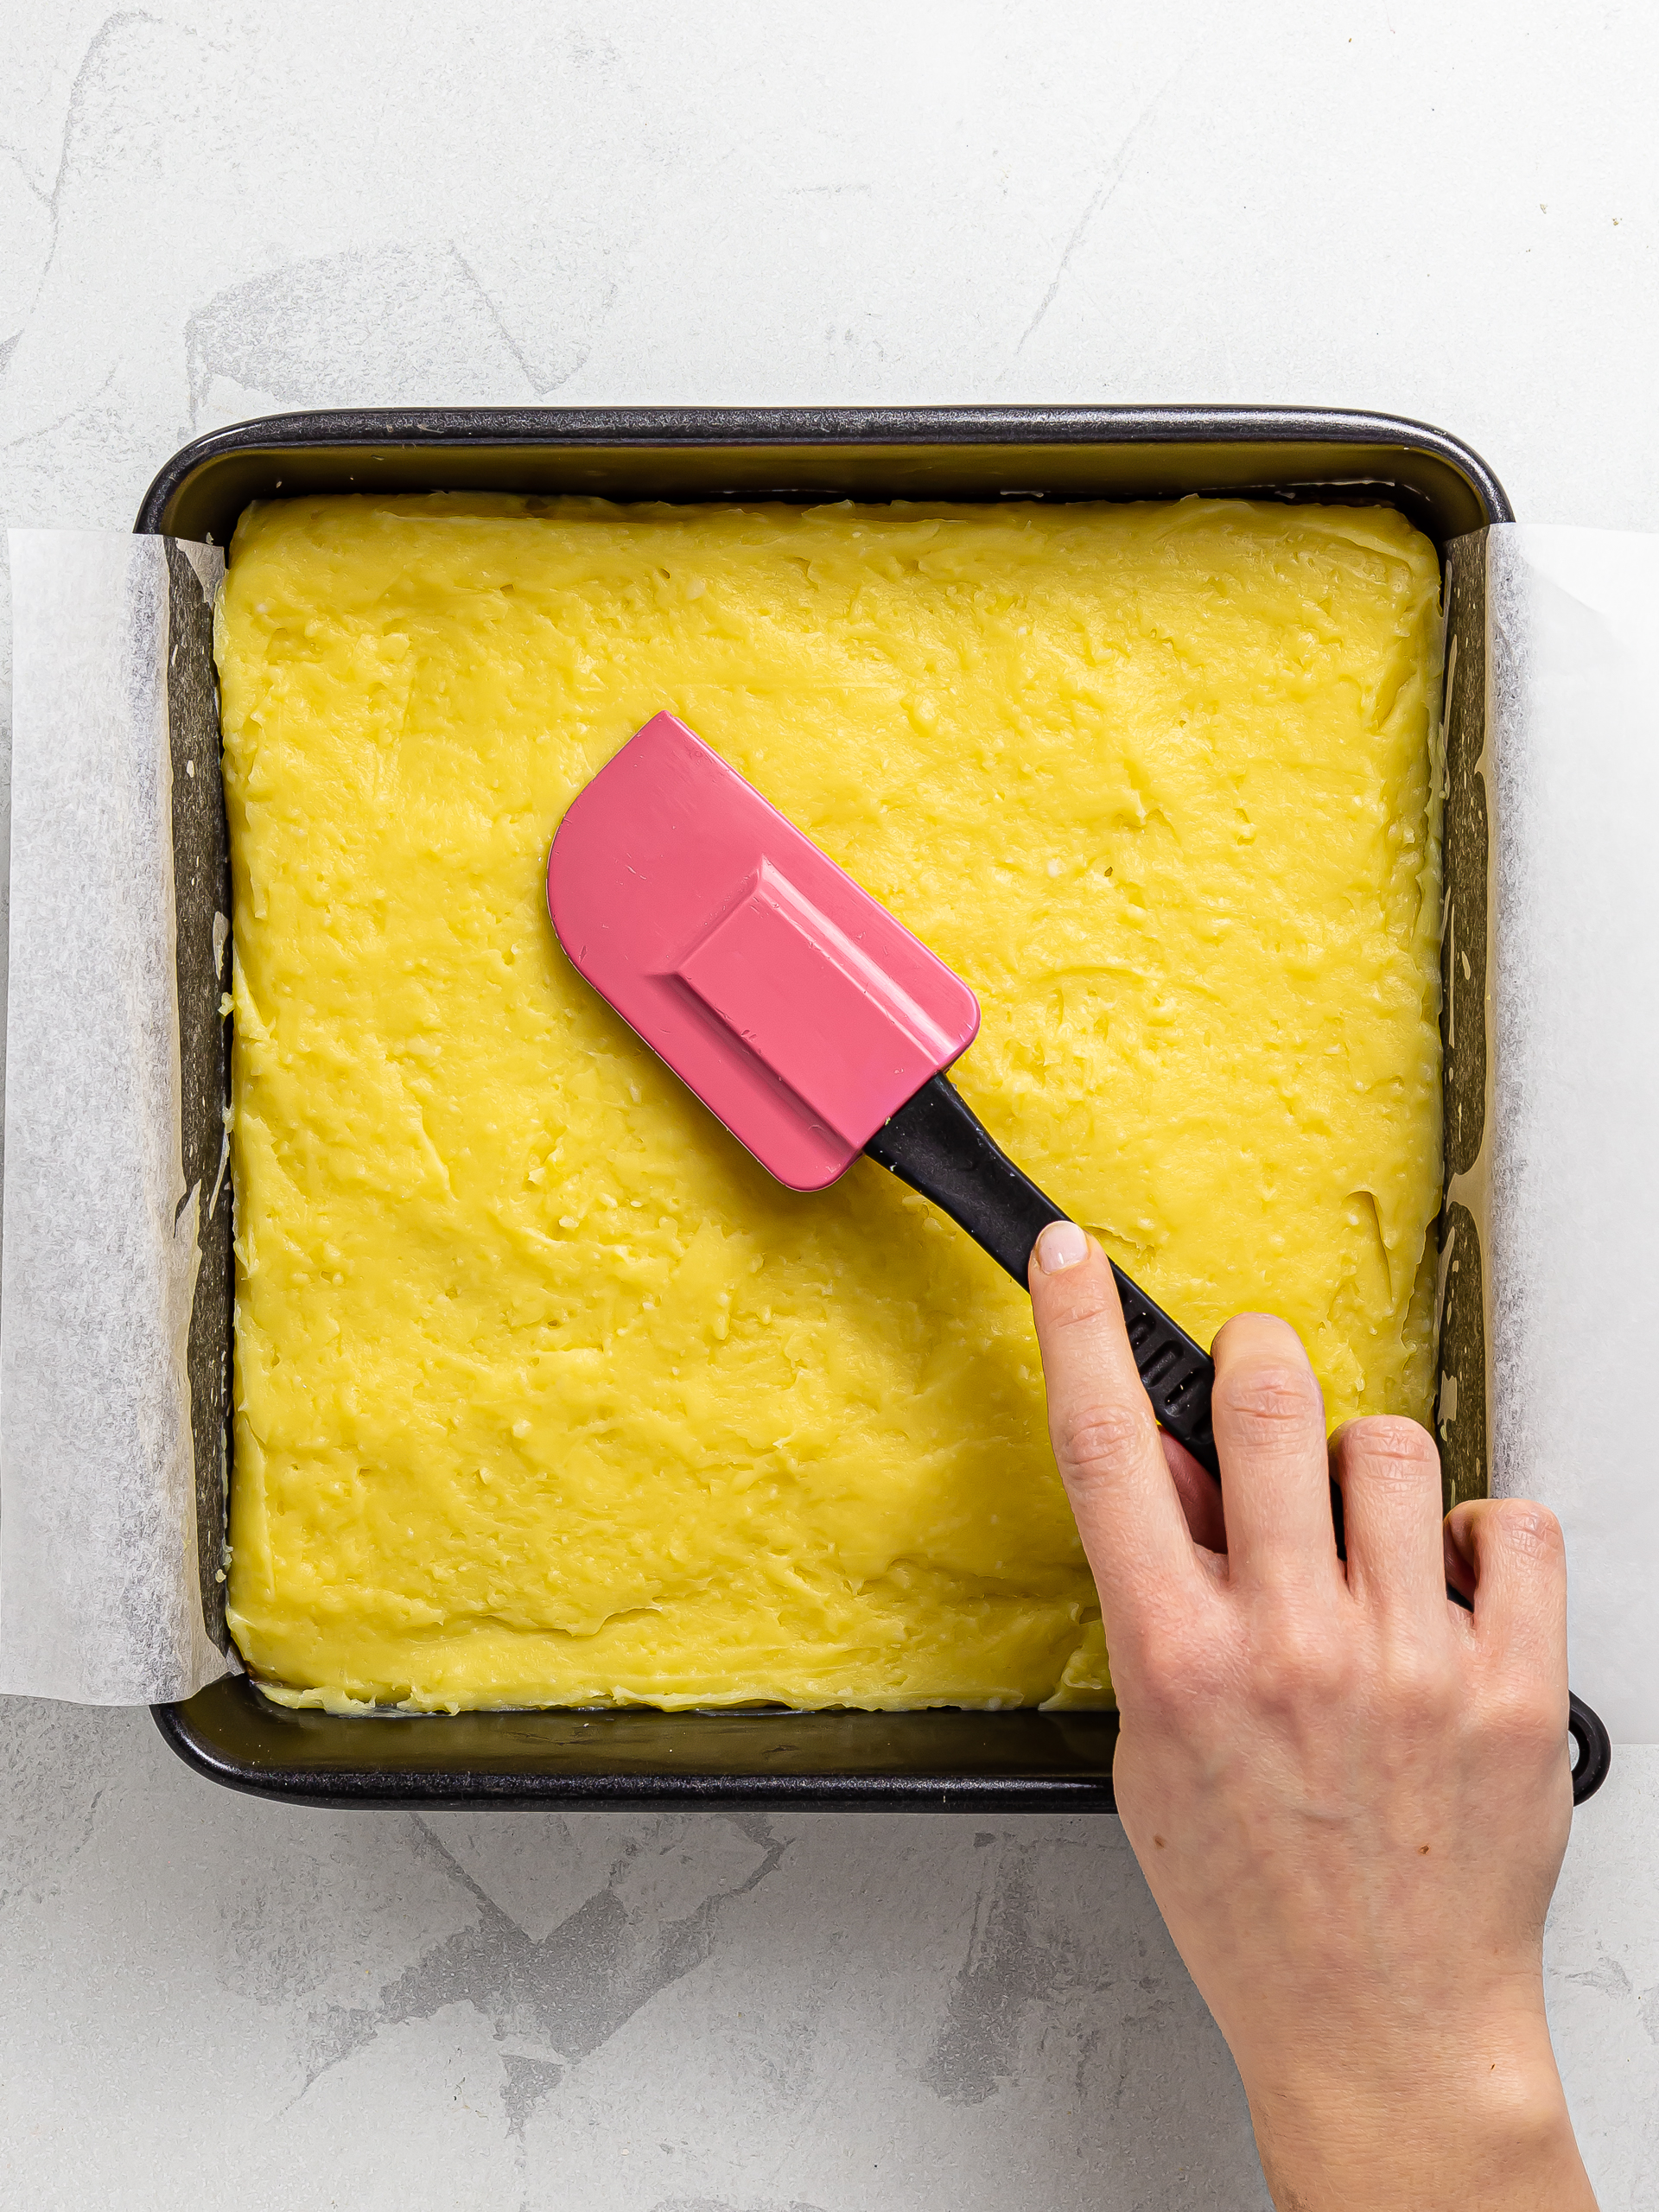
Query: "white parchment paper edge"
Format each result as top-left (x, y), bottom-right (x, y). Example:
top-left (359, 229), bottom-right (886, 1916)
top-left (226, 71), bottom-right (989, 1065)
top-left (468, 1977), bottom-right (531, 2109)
top-left (0, 529), bottom-right (232, 1704)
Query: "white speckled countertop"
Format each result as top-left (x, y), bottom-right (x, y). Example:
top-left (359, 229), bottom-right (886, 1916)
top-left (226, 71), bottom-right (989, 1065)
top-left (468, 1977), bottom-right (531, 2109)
top-left (3, 7), bottom-right (1657, 2205)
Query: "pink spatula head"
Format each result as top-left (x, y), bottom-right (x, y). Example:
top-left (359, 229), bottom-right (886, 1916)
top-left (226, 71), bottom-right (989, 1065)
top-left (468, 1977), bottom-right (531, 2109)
top-left (548, 711), bottom-right (1219, 1478)
top-left (546, 712), bottom-right (981, 1191)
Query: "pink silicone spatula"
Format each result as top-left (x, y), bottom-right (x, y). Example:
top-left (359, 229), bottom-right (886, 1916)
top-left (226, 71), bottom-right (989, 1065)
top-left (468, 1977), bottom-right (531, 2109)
top-left (547, 710), bottom-right (1218, 1474)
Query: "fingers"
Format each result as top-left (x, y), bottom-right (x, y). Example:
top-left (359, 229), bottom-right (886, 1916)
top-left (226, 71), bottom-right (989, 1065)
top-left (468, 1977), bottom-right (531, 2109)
top-left (1444, 1498), bottom-right (1569, 1681)
top-left (1028, 1225), bottom-right (1202, 1617)
top-left (1209, 1313), bottom-right (1338, 1592)
top-left (1163, 1430), bottom-right (1227, 1554)
top-left (1444, 1513), bottom-right (1478, 1604)
top-left (1330, 1415), bottom-right (1446, 1618)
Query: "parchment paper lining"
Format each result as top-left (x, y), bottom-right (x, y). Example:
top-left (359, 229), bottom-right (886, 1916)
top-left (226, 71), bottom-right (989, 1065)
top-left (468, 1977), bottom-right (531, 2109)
top-left (0, 531), bottom-right (232, 1703)
top-left (2, 522), bottom-right (1655, 1736)
top-left (1480, 526), bottom-right (1659, 1744)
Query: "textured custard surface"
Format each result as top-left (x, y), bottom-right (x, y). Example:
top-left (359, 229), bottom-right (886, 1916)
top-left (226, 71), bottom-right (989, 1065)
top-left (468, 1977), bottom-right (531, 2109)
top-left (218, 493), bottom-right (1443, 1712)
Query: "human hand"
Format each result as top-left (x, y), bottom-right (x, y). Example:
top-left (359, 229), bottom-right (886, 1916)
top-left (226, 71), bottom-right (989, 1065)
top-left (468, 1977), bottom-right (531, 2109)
top-left (1028, 1222), bottom-right (1595, 2212)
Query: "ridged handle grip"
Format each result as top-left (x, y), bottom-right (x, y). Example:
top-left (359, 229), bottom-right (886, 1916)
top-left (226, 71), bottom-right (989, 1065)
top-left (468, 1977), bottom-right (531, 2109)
top-left (863, 1074), bottom-right (1217, 1474)
top-left (1108, 1265), bottom-right (1218, 1478)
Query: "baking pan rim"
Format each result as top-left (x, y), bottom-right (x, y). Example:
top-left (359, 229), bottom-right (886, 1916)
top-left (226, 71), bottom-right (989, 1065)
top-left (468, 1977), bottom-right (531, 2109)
top-left (143, 402), bottom-right (1508, 1812)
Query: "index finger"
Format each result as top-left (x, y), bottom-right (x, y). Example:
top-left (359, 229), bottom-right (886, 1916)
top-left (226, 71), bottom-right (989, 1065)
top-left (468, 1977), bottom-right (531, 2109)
top-left (1028, 1224), bottom-right (1204, 1623)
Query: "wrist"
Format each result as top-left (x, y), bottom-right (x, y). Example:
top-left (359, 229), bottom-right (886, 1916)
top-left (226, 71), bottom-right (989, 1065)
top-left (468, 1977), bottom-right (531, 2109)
top-left (1241, 2005), bottom-right (1595, 2212)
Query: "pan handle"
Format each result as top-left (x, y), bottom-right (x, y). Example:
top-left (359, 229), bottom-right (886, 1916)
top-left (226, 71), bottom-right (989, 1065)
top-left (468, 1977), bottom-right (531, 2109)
top-left (1567, 1692), bottom-right (1613, 1805)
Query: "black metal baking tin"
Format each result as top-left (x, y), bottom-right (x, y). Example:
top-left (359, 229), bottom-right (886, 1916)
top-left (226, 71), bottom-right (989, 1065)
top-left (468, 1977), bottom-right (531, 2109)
top-left (143, 404), bottom-right (1509, 1812)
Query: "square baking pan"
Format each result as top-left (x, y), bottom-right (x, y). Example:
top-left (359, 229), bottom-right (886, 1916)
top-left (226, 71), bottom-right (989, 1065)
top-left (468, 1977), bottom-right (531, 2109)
top-left (142, 404), bottom-right (1507, 1811)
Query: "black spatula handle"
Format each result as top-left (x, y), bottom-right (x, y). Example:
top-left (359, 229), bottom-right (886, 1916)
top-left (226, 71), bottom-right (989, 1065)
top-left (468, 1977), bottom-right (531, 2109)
top-left (864, 1073), bottom-right (1218, 1475)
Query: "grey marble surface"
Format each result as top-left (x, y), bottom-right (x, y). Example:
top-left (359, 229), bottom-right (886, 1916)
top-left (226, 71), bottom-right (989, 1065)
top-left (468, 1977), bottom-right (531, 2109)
top-left (2, 1699), bottom-right (1656, 2209)
top-left (3, 5), bottom-right (1659, 2204)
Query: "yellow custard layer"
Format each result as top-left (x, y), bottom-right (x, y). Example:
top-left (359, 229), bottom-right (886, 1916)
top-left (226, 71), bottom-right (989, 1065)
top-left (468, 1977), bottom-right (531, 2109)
top-left (218, 493), bottom-right (1444, 1713)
